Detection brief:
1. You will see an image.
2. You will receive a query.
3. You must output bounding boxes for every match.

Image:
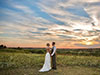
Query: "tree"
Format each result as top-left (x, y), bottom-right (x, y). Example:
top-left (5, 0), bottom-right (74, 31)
top-left (3, 46), bottom-right (7, 48)
top-left (0, 44), bottom-right (7, 48)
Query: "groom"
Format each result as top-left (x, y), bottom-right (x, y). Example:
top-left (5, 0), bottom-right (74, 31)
top-left (51, 42), bottom-right (57, 70)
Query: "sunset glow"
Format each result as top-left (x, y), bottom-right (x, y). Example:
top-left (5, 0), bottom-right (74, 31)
top-left (85, 42), bottom-right (93, 45)
top-left (0, 0), bottom-right (100, 48)
top-left (81, 41), bottom-right (94, 45)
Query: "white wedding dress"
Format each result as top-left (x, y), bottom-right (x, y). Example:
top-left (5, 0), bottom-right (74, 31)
top-left (39, 48), bottom-right (51, 72)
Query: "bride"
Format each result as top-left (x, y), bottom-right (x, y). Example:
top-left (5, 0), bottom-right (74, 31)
top-left (39, 43), bottom-right (51, 72)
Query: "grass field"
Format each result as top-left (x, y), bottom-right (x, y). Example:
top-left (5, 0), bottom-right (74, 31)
top-left (0, 50), bottom-right (100, 75)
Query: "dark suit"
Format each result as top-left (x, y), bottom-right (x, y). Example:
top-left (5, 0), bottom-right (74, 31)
top-left (51, 46), bottom-right (56, 69)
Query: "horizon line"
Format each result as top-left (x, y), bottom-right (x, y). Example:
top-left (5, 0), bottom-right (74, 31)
top-left (7, 46), bottom-right (100, 49)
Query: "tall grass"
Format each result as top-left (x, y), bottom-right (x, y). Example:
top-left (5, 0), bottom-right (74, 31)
top-left (0, 52), bottom-right (100, 69)
top-left (0, 48), bottom-right (100, 56)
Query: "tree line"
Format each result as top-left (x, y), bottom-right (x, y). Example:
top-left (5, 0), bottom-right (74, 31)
top-left (0, 44), bottom-right (7, 48)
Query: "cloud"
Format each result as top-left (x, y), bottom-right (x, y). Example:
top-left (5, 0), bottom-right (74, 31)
top-left (75, 43), bottom-right (100, 48)
top-left (0, 0), bottom-right (100, 48)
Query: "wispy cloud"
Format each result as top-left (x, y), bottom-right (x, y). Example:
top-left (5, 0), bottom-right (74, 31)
top-left (0, 0), bottom-right (100, 48)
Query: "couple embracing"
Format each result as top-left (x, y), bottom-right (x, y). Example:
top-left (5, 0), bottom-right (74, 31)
top-left (39, 42), bottom-right (57, 72)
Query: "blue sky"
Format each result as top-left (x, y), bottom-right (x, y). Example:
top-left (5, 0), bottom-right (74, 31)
top-left (0, 0), bottom-right (100, 48)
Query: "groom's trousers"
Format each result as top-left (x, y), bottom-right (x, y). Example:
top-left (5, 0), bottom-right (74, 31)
top-left (52, 54), bottom-right (56, 69)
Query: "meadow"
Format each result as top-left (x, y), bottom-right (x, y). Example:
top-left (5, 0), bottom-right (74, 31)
top-left (0, 48), bottom-right (100, 75)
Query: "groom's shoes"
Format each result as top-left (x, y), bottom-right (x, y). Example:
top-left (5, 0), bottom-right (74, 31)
top-left (52, 67), bottom-right (57, 70)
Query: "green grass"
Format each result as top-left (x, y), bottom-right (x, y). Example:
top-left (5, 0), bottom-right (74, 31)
top-left (0, 52), bottom-right (100, 75)
top-left (1, 48), bottom-right (100, 56)
top-left (0, 66), bottom-right (100, 75)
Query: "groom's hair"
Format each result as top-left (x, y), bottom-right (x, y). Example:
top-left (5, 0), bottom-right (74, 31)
top-left (52, 42), bottom-right (55, 45)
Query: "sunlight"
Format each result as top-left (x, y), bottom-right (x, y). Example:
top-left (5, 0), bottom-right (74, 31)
top-left (81, 41), bottom-right (94, 45)
top-left (81, 41), bottom-right (99, 46)
top-left (86, 42), bottom-right (93, 45)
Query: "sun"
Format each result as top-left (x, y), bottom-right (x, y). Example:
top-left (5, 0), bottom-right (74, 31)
top-left (81, 41), bottom-right (94, 45)
top-left (85, 42), bottom-right (93, 45)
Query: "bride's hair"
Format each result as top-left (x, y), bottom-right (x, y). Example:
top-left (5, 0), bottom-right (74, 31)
top-left (46, 43), bottom-right (50, 46)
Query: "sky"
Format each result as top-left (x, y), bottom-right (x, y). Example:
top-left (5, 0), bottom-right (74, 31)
top-left (0, 0), bottom-right (100, 48)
